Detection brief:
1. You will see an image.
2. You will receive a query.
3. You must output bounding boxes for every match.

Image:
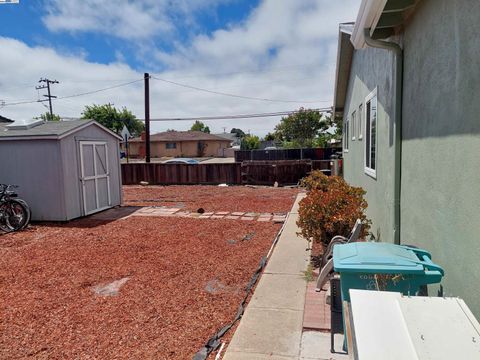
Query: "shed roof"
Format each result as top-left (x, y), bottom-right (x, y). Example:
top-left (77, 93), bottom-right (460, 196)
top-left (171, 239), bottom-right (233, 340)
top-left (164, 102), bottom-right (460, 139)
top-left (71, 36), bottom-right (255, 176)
top-left (130, 130), bottom-right (232, 143)
top-left (0, 119), bottom-right (122, 141)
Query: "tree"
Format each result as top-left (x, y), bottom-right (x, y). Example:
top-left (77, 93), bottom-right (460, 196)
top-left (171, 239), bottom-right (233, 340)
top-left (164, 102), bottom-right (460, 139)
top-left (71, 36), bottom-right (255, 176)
top-left (190, 120), bottom-right (210, 133)
top-left (37, 112), bottom-right (60, 121)
top-left (242, 135), bottom-right (260, 150)
top-left (263, 132), bottom-right (276, 141)
top-left (230, 128), bottom-right (246, 138)
top-left (81, 103), bottom-right (144, 136)
top-left (274, 108), bottom-right (328, 148)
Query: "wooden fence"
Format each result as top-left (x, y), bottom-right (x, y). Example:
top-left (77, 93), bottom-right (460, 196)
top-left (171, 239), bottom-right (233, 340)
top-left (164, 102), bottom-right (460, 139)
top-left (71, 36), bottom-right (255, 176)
top-left (121, 160), bottom-right (333, 186)
top-left (234, 147), bottom-right (337, 162)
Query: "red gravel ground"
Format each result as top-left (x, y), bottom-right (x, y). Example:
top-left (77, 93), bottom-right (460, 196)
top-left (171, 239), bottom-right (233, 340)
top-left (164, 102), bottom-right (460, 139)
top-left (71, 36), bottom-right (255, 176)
top-left (0, 215), bottom-right (284, 359)
top-left (123, 185), bottom-right (299, 213)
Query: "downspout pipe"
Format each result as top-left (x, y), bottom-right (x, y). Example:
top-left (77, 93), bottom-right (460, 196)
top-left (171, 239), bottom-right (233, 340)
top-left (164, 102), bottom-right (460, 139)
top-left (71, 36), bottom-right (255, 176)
top-left (363, 28), bottom-right (403, 245)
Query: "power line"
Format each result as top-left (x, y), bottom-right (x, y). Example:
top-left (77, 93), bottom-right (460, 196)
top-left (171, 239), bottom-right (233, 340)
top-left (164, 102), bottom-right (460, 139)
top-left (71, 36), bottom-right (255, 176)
top-left (150, 75), bottom-right (330, 104)
top-left (60, 108), bottom-right (332, 122)
top-left (57, 79), bottom-right (143, 100)
top-left (2, 79), bottom-right (143, 107)
top-left (139, 108), bottom-right (332, 122)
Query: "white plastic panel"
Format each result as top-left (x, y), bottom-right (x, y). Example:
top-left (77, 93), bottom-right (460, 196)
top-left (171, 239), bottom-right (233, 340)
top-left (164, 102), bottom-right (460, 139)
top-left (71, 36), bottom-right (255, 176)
top-left (349, 290), bottom-right (419, 360)
top-left (349, 290), bottom-right (480, 360)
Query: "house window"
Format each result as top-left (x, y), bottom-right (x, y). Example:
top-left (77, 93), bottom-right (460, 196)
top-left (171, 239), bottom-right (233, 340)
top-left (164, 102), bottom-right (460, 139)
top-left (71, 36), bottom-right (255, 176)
top-left (358, 103), bottom-right (363, 140)
top-left (364, 89), bottom-right (377, 178)
top-left (351, 110), bottom-right (356, 141)
top-left (344, 116), bottom-right (349, 152)
top-left (166, 142), bottom-right (177, 149)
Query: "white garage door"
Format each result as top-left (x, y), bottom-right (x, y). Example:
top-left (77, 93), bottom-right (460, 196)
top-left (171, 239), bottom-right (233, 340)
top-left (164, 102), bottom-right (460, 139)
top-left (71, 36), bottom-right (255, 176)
top-left (79, 141), bottom-right (111, 215)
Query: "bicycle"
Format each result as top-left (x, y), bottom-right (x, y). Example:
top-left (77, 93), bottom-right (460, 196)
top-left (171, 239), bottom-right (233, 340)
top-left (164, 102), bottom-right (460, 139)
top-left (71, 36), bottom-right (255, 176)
top-left (0, 184), bottom-right (31, 233)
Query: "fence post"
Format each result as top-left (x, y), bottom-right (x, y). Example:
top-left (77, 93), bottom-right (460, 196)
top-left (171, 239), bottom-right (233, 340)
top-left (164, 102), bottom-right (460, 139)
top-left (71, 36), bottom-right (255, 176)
top-left (331, 159), bottom-right (339, 176)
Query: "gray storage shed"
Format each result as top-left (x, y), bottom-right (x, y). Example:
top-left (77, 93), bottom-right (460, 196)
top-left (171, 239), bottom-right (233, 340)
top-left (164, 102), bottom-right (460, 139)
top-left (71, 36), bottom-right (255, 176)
top-left (0, 119), bottom-right (123, 221)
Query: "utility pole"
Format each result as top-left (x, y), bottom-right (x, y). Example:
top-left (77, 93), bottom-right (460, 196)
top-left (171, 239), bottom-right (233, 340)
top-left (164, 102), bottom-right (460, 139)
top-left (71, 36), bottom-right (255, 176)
top-left (36, 78), bottom-right (59, 119)
top-left (144, 73), bottom-right (151, 163)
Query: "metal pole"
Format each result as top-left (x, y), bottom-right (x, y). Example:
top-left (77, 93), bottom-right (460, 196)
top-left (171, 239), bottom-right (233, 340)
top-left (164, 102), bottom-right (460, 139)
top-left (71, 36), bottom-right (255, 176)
top-left (125, 133), bottom-right (129, 164)
top-left (46, 82), bottom-right (53, 118)
top-left (144, 73), bottom-right (151, 163)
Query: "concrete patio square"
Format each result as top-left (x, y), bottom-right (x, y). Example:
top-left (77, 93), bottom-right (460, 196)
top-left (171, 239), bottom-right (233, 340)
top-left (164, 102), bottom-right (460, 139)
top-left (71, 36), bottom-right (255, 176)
top-left (223, 353), bottom-right (297, 360)
top-left (225, 307), bottom-right (303, 358)
top-left (249, 273), bottom-right (306, 311)
top-left (300, 331), bottom-right (348, 360)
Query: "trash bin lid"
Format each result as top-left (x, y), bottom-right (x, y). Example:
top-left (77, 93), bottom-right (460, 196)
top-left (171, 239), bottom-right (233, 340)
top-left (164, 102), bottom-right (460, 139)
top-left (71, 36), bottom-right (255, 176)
top-left (333, 242), bottom-right (434, 274)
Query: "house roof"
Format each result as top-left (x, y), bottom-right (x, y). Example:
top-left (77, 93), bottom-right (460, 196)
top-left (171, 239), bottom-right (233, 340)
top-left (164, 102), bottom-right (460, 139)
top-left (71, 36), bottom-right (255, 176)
top-left (0, 115), bottom-right (14, 123)
top-left (213, 132), bottom-right (241, 144)
top-left (333, 23), bottom-right (355, 121)
top-left (0, 119), bottom-right (122, 141)
top-left (130, 130), bottom-right (232, 143)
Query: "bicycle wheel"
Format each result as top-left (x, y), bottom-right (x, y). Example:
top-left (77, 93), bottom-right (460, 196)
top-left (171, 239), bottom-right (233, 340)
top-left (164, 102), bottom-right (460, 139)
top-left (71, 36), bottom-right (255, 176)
top-left (0, 203), bottom-right (13, 232)
top-left (4, 199), bottom-right (29, 231)
top-left (14, 198), bottom-right (31, 229)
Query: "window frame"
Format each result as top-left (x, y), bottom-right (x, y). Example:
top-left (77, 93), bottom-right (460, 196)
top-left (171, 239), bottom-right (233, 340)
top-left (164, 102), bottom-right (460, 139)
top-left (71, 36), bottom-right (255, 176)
top-left (358, 103), bottom-right (363, 140)
top-left (364, 88), bottom-right (377, 178)
top-left (166, 142), bottom-right (177, 149)
top-left (343, 116), bottom-right (349, 152)
top-left (351, 110), bottom-right (356, 141)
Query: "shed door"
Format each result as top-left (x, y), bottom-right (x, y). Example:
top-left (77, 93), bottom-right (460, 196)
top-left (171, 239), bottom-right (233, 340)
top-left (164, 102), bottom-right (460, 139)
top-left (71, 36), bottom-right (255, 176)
top-left (79, 141), bottom-right (111, 215)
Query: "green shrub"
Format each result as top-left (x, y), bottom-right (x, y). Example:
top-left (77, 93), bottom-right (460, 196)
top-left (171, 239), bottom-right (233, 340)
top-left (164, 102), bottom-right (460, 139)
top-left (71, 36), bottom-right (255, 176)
top-left (297, 171), bottom-right (371, 245)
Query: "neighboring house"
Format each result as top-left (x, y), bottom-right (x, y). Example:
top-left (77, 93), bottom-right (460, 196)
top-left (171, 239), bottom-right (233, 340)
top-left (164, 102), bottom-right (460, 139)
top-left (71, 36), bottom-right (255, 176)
top-left (127, 130), bottom-right (232, 158)
top-left (214, 132), bottom-right (241, 146)
top-left (335, 0), bottom-right (480, 316)
top-left (0, 119), bottom-right (122, 221)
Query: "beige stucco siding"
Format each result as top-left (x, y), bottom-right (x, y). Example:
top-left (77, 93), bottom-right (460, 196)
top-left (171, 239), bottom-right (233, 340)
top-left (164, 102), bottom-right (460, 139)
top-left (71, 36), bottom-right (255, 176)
top-left (127, 140), bottom-right (230, 158)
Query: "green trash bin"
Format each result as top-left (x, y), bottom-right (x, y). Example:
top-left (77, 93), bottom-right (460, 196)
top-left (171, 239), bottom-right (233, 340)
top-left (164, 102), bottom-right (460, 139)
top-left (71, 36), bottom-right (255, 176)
top-left (333, 242), bottom-right (444, 302)
top-left (334, 242), bottom-right (444, 353)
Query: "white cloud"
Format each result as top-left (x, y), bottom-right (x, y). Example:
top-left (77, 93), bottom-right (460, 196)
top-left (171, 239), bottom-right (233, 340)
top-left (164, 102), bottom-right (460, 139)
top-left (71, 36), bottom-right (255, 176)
top-left (2, 0), bottom-right (360, 136)
top-left (42, 0), bottom-right (232, 40)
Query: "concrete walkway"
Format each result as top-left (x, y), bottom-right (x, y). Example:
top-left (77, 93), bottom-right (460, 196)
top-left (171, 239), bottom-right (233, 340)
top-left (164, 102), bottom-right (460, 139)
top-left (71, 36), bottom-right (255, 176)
top-left (222, 193), bottom-right (347, 360)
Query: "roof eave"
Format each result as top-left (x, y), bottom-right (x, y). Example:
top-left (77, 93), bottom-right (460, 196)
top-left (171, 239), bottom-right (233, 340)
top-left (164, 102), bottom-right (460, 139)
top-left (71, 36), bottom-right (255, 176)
top-left (352, 0), bottom-right (418, 49)
top-left (333, 26), bottom-right (355, 121)
top-left (351, 0), bottom-right (388, 49)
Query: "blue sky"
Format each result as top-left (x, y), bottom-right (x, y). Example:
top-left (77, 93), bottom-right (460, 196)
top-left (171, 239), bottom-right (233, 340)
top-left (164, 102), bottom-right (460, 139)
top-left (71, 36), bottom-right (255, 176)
top-left (0, 0), bottom-right (259, 69)
top-left (0, 0), bottom-right (360, 134)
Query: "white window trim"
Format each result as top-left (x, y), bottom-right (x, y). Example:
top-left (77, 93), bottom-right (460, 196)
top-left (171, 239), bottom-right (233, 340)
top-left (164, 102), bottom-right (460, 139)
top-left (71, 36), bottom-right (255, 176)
top-left (358, 103), bottom-right (363, 140)
top-left (364, 88), bottom-right (377, 179)
top-left (79, 141), bottom-right (112, 215)
top-left (344, 116), bottom-right (349, 152)
top-left (351, 110), bottom-right (356, 141)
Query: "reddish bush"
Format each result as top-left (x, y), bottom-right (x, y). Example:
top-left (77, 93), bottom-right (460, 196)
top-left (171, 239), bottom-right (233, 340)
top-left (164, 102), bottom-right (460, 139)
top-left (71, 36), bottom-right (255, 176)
top-left (297, 171), bottom-right (370, 245)
top-left (300, 170), bottom-right (348, 192)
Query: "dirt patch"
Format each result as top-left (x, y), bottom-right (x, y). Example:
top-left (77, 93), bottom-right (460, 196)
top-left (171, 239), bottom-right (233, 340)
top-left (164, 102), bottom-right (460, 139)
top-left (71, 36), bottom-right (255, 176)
top-left (0, 216), bottom-right (282, 359)
top-left (122, 185), bottom-right (299, 213)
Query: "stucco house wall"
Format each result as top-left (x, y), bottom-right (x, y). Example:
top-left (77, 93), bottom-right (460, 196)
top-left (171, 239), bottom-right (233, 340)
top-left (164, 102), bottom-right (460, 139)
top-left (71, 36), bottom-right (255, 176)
top-left (341, 0), bottom-right (480, 316)
top-left (342, 45), bottom-right (397, 243)
top-left (129, 139), bottom-right (230, 158)
top-left (400, 0), bottom-right (480, 315)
